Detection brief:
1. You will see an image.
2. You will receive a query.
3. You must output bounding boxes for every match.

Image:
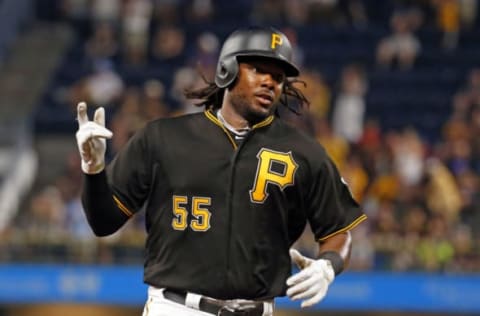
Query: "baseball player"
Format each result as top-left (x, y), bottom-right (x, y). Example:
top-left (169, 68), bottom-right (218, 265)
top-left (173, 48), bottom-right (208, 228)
top-left (76, 26), bottom-right (367, 316)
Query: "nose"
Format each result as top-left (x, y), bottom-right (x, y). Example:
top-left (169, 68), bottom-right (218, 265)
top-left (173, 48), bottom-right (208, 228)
top-left (260, 73), bottom-right (275, 89)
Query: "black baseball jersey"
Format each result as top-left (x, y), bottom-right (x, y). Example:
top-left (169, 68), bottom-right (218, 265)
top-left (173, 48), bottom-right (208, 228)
top-left (106, 109), bottom-right (366, 300)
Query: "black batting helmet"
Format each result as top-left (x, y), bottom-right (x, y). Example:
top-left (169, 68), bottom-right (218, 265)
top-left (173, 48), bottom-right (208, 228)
top-left (215, 26), bottom-right (300, 88)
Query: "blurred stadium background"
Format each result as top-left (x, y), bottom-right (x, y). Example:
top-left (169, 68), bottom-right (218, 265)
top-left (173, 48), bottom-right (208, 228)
top-left (0, 0), bottom-right (480, 315)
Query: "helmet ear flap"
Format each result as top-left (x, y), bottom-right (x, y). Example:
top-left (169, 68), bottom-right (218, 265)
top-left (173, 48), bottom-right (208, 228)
top-left (215, 56), bottom-right (239, 88)
top-left (218, 62), bottom-right (228, 78)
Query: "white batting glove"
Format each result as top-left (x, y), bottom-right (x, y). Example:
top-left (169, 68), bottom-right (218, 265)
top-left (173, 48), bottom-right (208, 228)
top-left (286, 249), bottom-right (335, 308)
top-left (76, 101), bottom-right (113, 174)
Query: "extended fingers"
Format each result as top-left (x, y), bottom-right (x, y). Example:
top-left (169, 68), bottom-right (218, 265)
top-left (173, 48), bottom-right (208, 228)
top-left (77, 102), bottom-right (89, 126)
top-left (289, 249), bottom-right (310, 270)
top-left (300, 288), bottom-right (328, 308)
top-left (94, 107), bottom-right (106, 126)
top-left (288, 273), bottom-right (325, 297)
top-left (77, 103), bottom-right (112, 138)
top-left (286, 265), bottom-right (313, 287)
top-left (287, 272), bottom-right (328, 307)
top-left (286, 268), bottom-right (318, 296)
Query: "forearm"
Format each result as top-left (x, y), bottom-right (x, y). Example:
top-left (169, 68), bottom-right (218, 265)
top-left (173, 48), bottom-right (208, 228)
top-left (81, 170), bottom-right (129, 236)
top-left (317, 231), bottom-right (352, 275)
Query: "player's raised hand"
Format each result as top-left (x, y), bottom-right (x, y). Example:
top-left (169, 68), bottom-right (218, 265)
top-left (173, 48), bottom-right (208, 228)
top-left (76, 101), bottom-right (113, 174)
top-left (286, 248), bottom-right (335, 308)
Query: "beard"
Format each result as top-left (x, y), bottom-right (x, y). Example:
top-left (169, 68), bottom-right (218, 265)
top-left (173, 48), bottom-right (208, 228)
top-left (229, 91), bottom-right (277, 125)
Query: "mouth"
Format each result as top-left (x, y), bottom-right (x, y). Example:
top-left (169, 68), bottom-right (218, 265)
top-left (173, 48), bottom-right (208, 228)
top-left (255, 92), bottom-right (274, 106)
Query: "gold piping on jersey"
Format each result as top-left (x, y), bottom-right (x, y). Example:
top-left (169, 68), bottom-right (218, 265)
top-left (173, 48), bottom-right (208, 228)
top-left (252, 115), bottom-right (274, 129)
top-left (318, 214), bottom-right (368, 242)
top-left (205, 110), bottom-right (237, 149)
top-left (113, 195), bottom-right (133, 217)
top-left (204, 110), bottom-right (275, 148)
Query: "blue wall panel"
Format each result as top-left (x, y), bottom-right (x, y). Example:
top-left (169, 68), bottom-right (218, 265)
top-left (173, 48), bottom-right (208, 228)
top-left (0, 265), bottom-right (479, 313)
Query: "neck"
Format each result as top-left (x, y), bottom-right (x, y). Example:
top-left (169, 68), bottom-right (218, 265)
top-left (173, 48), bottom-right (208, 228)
top-left (219, 103), bottom-right (250, 130)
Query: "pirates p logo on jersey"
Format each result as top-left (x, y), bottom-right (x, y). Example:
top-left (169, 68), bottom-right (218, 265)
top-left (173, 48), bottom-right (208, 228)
top-left (250, 148), bottom-right (298, 203)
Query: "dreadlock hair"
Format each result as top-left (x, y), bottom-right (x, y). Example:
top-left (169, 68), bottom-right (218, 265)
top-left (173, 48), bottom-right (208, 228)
top-left (184, 72), bottom-right (310, 115)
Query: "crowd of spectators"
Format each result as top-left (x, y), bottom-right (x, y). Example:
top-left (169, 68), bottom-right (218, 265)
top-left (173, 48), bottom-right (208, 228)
top-left (1, 0), bottom-right (480, 273)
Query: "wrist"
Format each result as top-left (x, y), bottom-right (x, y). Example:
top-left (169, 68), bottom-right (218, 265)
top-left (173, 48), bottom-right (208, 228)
top-left (81, 160), bottom-right (105, 174)
top-left (318, 251), bottom-right (344, 276)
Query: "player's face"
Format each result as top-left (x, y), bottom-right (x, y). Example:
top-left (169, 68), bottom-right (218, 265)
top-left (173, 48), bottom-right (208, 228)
top-left (227, 59), bottom-right (285, 123)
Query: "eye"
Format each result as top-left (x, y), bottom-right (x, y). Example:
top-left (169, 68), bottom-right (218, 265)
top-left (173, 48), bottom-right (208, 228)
top-left (247, 64), bottom-right (257, 73)
top-left (273, 73), bottom-right (285, 83)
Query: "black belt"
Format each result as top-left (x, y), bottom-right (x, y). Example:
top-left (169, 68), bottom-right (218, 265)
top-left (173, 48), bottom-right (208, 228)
top-left (163, 289), bottom-right (265, 316)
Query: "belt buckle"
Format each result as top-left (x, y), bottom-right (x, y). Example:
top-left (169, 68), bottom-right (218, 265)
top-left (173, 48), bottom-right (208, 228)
top-left (217, 306), bottom-right (249, 316)
top-left (217, 306), bottom-right (237, 316)
top-left (218, 306), bottom-right (260, 316)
